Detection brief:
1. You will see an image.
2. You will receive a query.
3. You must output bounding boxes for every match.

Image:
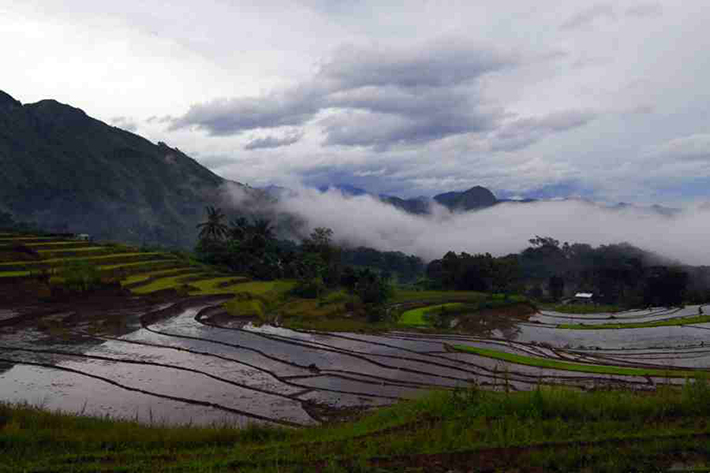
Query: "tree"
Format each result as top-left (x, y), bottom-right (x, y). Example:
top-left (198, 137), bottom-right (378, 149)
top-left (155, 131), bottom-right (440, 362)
top-left (302, 227), bottom-right (341, 287)
top-left (196, 206), bottom-right (229, 241)
top-left (548, 275), bottom-right (565, 301)
top-left (644, 267), bottom-right (688, 307)
top-left (227, 216), bottom-right (250, 242)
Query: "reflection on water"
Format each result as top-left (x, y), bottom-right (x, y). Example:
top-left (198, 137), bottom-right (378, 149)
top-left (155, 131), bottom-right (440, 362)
top-left (0, 301), bottom-right (708, 425)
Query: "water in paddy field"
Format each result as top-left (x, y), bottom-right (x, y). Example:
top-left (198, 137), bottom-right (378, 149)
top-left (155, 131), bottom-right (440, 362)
top-left (0, 300), bottom-right (708, 425)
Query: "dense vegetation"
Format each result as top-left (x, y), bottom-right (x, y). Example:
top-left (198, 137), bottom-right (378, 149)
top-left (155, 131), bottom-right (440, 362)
top-left (193, 207), bottom-right (396, 322)
top-left (425, 235), bottom-right (706, 308)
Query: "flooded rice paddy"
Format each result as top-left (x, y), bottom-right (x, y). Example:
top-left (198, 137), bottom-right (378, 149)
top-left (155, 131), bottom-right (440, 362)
top-left (0, 296), bottom-right (708, 426)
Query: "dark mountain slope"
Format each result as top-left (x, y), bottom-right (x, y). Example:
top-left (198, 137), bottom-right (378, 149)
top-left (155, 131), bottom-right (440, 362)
top-left (0, 91), bottom-right (234, 248)
top-left (433, 186), bottom-right (497, 211)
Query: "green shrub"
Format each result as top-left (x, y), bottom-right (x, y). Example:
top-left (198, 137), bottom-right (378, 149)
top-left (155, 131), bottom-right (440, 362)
top-left (292, 277), bottom-right (326, 299)
top-left (223, 293), bottom-right (266, 318)
top-left (58, 260), bottom-right (102, 292)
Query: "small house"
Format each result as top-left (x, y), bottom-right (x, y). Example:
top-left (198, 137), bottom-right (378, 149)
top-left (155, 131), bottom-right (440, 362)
top-left (574, 292), bottom-right (594, 304)
top-left (75, 233), bottom-right (91, 241)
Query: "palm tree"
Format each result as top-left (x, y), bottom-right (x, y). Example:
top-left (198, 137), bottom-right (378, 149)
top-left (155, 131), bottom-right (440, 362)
top-left (227, 216), bottom-right (250, 242)
top-left (196, 206), bottom-right (229, 241)
top-left (248, 218), bottom-right (275, 250)
top-left (251, 218), bottom-right (274, 240)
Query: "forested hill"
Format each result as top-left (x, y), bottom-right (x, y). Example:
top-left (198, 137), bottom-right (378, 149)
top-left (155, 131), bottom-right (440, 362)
top-left (0, 90), bottom-right (252, 248)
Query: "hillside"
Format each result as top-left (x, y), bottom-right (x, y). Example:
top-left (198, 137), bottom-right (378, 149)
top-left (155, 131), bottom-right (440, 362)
top-left (0, 91), bottom-right (249, 248)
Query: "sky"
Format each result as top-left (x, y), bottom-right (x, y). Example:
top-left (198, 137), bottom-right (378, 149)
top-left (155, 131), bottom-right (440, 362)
top-left (2, 0), bottom-right (710, 205)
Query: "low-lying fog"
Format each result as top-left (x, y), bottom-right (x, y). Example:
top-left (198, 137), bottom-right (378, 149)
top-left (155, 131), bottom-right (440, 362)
top-left (225, 185), bottom-right (710, 265)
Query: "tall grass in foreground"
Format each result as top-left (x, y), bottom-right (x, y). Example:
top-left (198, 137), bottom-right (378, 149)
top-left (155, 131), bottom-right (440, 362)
top-left (3, 379), bottom-right (710, 471)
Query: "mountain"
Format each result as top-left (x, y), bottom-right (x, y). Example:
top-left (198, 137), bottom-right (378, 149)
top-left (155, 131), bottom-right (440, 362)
top-left (318, 184), bottom-right (369, 196)
top-left (307, 183), bottom-right (500, 214)
top-left (378, 195), bottom-right (431, 214)
top-left (432, 186), bottom-right (498, 211)
top-left (0, 90), bottom-right (248, 248)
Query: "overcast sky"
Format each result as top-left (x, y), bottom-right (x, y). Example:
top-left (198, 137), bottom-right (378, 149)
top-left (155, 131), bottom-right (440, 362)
top-left (3, 0), bottom-right (710, 205)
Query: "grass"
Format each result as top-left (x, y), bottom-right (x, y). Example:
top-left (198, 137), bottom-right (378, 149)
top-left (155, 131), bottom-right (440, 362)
top-left (22, 241), bottom-right (95, 247)
top-left (558, 313), bottom-right (710, 330)
top-left (453, 344), bottom-right (698, 378)
top-left (0, 251), bottom-right (166, 267)
top-left (391, 289), bottom-right (488, 304)
top-left (398, 295), bottom-right (530, 328)
top-left (0, 270), bottom-right (31, 278)
top-left (98, 259), bottom-right (180, 272)
top-left (399, 303), bottom-right (464, 327)
top-left (34, 246), bottom-right (124, 258)
top-left (131, 274), bottom-right (203, 294)
top-left (5, 382), bottom-right (710, 471)
top-left (192, 279), bottom-right (294, 296)
top-left (185, 276), bottom-right (250, 295)
top-left (120, 267), bottom-right (198, 286)
top-left (540, 303), bottom-right (621, 314)
top-left (223, 296), bottom-right (266, 318)
top-left (0, 236), bottom-right (56, 241)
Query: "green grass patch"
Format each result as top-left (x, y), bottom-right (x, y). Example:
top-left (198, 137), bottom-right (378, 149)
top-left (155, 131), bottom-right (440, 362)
top-left (399, 303), bottom-right (464, 327)
top-left (391, 289), bottom-right (488, 303)
top-left (222, 295), bottom-right (266, 318)
top-left (0, 236), bottom-right (56, 241)
top-left (558, 313), bottom-right (710, 330)
top-left (35, 245), bottom-right (122, 255)
top-left (0, 252), bottom-right (170, 272)
top-left (191, 279), bottom-right (294, 296)
top-left (0, 270), bottom-right (31, 278)
top-left (120, 267), bottom-right (197, 286)
top-left (131, 274), bottom-right (201, 294)
top-left (5, 381), bottom-right (710, 471)
top-left (453, 344), bottom-right (697, 378)
top-left (540, 303), bottom-right (621, 314)
top-left (23, 241), bottom-right (95, 248)
top-left (99, 259), bottom-right (181, 272)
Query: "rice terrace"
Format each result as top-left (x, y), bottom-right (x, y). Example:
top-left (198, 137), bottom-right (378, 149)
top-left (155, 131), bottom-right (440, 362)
top-left (2, 230), bottom-right (710, 472)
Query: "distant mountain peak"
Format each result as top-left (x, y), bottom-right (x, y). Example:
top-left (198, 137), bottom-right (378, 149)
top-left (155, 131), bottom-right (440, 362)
top-left (433, 186), bottom-right (497, 211)
top-left (318, 184), bottom-right (369, 196)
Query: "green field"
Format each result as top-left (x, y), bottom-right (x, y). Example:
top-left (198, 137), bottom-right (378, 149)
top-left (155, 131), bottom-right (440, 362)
top-left (399, 302), bottom-right (464, 326)
top-left (540, 303), bottom-right (622, 314)
top-left (194, 279), bottom-right (294, 296)
top-left (121, 267), bottom-right (200, 286)
top-left (453, 344), bottom-right (696, 378)
top-left (5, 383), bottom-right (710, 471)
top-left (558, 314), bottom-right (710, 330)
top-left (391, 289), bottom-right (488, 303)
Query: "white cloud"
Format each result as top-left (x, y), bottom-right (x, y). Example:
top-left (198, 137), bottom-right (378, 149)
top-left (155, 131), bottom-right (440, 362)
top-left (225, 185), bottom-right (710, 265)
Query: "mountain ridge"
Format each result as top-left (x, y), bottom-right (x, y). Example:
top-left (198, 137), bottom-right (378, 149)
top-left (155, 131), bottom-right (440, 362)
top-left (0, 90), bottom-right (236, 247)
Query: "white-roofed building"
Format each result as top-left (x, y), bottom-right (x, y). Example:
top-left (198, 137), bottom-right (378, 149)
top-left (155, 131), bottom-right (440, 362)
top-left (574, 292), bottom-right (594, 303)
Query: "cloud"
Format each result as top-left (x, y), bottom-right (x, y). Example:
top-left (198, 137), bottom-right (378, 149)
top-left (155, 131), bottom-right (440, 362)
top-left (146, 115), bottom-right (174, 124)
top-left (169, 85), bottom-right (324, 136)
top-left (625, 2), bottom-right (663, 18)
top-left (489, 110), bottom-right (597, 152)
top-left (321, 41), bottom-right (513, 89)
top-left (109, 116), bottom-right (138, 132)
top-left (244, 130), bottom-right (304, 150)
top-left (169, 39), bottom-right (516, 148)
top-left (650, 134), bottom-right (710, 162)
top-left (561, 2), bottom-right (662, 30)
top-left (222, 185), bottom-right (710, 266)
top-left (560, 4), bottom-right (616, 30)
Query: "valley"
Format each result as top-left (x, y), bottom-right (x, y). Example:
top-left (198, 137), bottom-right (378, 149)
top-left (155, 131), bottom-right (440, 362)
top-left (2, 232), bottom-right (710, 471)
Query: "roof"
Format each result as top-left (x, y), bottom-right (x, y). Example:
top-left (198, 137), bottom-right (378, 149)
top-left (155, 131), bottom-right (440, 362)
top-left (574, 293), bottom-right (594, 298)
